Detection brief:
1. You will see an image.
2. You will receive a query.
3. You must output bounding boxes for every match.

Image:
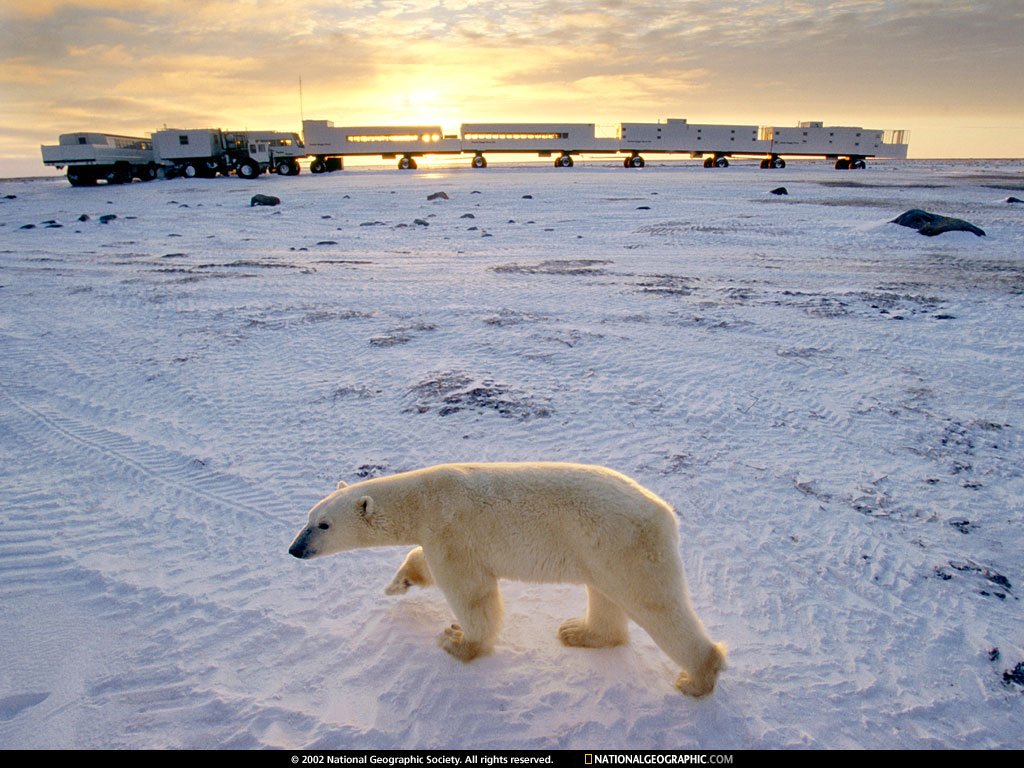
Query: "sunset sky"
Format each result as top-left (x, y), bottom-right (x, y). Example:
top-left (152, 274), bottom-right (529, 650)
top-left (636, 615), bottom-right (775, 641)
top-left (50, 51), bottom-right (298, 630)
top-left (1, 0), bottom-right (1022, 176)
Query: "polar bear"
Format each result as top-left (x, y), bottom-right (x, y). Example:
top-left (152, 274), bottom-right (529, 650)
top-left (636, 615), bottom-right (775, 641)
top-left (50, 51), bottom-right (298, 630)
top-left (288, 462), bottom-right (726, 696)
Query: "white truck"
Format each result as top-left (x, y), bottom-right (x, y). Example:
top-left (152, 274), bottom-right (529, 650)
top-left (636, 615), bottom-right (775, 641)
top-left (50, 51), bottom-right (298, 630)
top-left (151, 129), bottom-right (307, 178)
top-left (40, 132), bottom-right (158, 186)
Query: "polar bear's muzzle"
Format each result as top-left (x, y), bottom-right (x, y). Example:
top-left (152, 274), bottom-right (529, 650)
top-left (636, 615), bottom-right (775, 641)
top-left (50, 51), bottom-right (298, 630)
top-left (288, 528), bottom-right (318, 559)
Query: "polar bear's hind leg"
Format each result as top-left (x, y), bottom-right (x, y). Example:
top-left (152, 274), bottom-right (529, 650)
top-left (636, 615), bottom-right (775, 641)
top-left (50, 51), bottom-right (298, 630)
top-left (559, 585), bottom-right (630, 648)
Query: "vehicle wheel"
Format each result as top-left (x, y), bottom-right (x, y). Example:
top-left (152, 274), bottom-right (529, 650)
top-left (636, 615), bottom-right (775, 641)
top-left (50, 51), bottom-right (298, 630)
top-left (205, 159), bottom-right (221, 173)
top-left (557, 154), bottom-right (574, 167)
top-left (703, 157), bottom-right (713, 168)
top-left (759, 159), bottom-right (769, 169)
top-left (630, 155), bottom-right (645, 168)
top-left (67, 168), bottom-right (96, 187)
top-left (772, 157), bottom-right (786, 169)
top-left (835, 158), bottom-right (850, 170)
top-left (237, 158), bottom-right (260, 179)
top-left (715, 156), bottom-right (729, 168)
top-left (851, 159), bottom-right (866, 170)
top-left (105, 165), bottom-right (130, 184)
top-left (276, 160), bottom-right (293, 176)
top-left (623, 157), bottom-right (632, 168)
top-left (471, 154), bottom-right (487, 169)
top-left (139, 164), bottom-right (157, 181)
top-left (310, 158), bottom-right (326, 174)
top-left (183, 163), bottom-right (199, 178)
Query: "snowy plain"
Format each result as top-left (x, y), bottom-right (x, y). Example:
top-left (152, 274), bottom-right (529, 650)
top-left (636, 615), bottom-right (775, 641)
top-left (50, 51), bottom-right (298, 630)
top-left (0, 158), bottom-right (1022, 749)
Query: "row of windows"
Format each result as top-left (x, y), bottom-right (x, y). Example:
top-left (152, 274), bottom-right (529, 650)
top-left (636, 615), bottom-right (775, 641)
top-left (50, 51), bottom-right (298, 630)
top-left (463, 133), bottom-right (569, 141)
top-left (76, 135), bottom-right (151, 150)
top-left (347, 133), bottom-right (443, 143)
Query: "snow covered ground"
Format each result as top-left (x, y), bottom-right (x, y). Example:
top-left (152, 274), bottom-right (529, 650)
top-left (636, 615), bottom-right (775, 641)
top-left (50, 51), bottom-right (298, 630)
top-left (1, 159), bottom-right (1022, 749)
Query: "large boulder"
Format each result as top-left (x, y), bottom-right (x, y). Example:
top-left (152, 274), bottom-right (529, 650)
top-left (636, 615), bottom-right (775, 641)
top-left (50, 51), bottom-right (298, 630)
top-left (890, 209), bottom-right (985, 237)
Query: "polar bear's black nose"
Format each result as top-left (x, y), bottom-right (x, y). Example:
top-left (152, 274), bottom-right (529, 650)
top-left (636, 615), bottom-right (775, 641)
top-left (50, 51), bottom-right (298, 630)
top-left (289, 530), bottom-right (315, 559)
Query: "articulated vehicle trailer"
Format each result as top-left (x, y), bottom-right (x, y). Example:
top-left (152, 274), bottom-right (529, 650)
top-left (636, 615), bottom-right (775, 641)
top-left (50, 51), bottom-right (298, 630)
top-left (759, 122), bottom-right (909, 169)
top-left (41, 132), bottom-right (157, 186)
top-left (303, 121), bottom-right (462, 171)
top-left (459, 124), bottom-right (619, 167)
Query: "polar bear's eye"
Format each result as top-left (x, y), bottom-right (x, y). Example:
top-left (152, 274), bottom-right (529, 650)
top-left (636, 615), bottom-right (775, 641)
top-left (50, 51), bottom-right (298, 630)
top-left (318, 522), bottom-right (330, 530)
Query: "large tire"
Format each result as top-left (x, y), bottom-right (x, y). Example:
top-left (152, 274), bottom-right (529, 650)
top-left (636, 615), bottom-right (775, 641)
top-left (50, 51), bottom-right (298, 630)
top-left (138, 164), bottom-right (157, 181)
top-left (772, 157), bottom-right (786, 169)
top-left (715, 156), bottom-right (729, 168)
top-left (623, 157), bottom-right (632, 168)
top-left (471, 154), bottom-right (487, 169)
top-left (67, 167), bottom-right (96, 187)
top-left (629, 155), bottom-right (645, 168)
top-left (851, 159), bottom-right (866, 170)
top-left (398, 156), bottom-right (417, 170)
top-left (183, 162), bottom-right (200, 179)
top-left (703, 157), bottom-right (713, 168)
top-left (236, 158), bottom-right (260, 179)
top-left (105, 164), bottom-right (131, 185)
top-left (835, 158), bottom-right (850, 170)
top-left (310, 158), bottom-right (326, 174)
top-left (275, 160), bottom-right (294, 176)
top-left (557, 154), bottom-right (574, 168)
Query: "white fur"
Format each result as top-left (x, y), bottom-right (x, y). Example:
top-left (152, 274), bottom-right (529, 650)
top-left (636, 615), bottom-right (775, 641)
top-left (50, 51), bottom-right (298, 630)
top-left (288, 462), bottom-right (726, 696)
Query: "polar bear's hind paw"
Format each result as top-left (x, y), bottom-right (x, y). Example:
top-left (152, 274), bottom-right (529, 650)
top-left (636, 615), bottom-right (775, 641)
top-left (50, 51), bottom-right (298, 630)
top-left (558, 617), bottom-right (627, 648)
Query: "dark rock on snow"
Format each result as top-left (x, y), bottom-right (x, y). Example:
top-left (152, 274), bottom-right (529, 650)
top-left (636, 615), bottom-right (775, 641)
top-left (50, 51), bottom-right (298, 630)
top-left (99, 214), bottom-right (117, 223)
top-left (770, 187), bottom-right (788, 196)
top-left (890, 209), bottom-right (985, 237)
top-left (1006, 197), bottom-right (1023, 204)
top-left (20, 223), bottom-right (35, 229)
top-left (78, 214), bottom-right (90, 222)
top-left (427, 191), bottom-right (449, 201)
top-left (250, 194), bottom-right (281, 207)
top-left (413, 219), bottom-right (429, 226)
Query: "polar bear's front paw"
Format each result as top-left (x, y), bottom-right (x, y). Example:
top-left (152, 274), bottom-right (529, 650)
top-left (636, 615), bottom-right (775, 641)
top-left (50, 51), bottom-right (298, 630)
top-left (558, 618), bottom-right (627, 648)
top-left (438, 624), bottom-right (483, 662)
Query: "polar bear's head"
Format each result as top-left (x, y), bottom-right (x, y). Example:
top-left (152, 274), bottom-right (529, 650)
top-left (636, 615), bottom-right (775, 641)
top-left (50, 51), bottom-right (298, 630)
top-left (288, 480), bottom-right (378, 559)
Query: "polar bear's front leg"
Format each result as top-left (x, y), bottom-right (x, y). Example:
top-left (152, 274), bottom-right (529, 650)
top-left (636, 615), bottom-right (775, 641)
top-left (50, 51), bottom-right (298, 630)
top-left (385, 546), bottom-right (434, 595)
top-left (559, 585), bottom-right (630, 648)
top-left (428, 557), bottom-right (504, 663)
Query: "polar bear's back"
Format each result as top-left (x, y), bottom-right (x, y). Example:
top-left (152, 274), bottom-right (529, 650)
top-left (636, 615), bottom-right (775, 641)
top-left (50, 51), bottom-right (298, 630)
top-left (421, 462), bottom-right (682, 585)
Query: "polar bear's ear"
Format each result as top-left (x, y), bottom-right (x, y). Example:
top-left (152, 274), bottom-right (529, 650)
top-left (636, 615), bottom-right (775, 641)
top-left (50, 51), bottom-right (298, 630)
top-left (336, 479), bottom-right (348, 490)
top-left (357, 495), bottom-right (375, 522)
